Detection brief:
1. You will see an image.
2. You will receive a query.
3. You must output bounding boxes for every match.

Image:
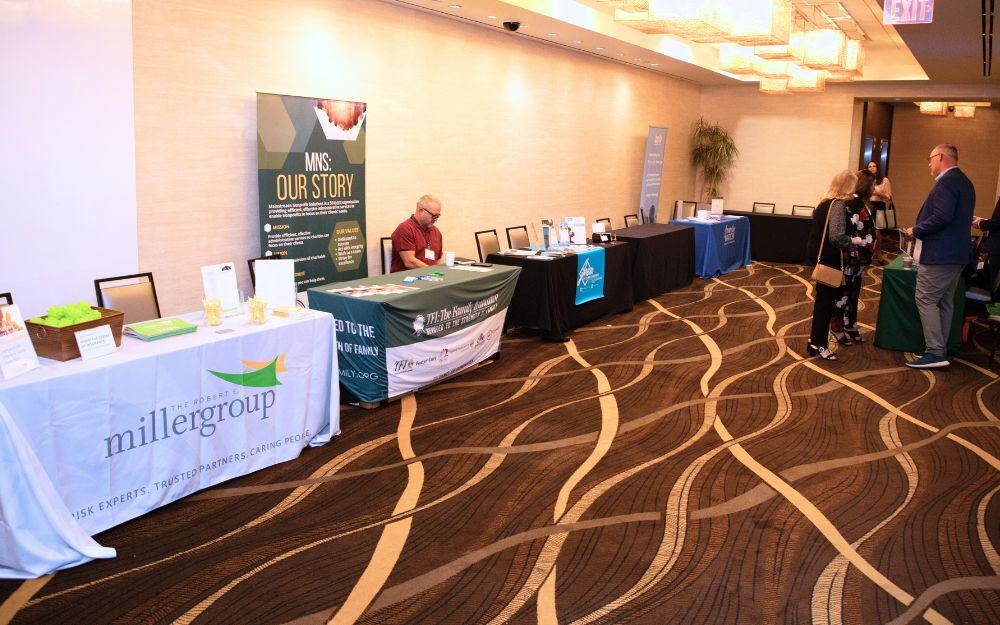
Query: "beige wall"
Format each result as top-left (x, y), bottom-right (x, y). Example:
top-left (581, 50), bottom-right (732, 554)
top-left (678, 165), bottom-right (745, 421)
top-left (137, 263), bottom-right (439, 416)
top-left (133, 0), bottom-right (700, 314)
top-left (888, 105), bottom-right (1000, 226)
top-left (698, 85), bottom-right (858, 213)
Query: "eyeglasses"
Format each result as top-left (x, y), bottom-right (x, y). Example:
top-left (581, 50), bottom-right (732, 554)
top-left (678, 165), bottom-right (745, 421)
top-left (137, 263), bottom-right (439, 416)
top-left (420, 207), bottom-right (441, 220)
top-left (927, 153), bottom-right (943, 163)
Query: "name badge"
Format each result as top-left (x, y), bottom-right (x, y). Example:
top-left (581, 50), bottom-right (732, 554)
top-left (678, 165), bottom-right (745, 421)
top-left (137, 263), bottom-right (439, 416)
top-left (424, 249), bottom-right (436, 261)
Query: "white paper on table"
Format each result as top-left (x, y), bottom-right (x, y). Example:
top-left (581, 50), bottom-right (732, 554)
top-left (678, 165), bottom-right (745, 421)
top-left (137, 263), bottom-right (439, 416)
top-left (252, 259), bottom-right (296, 309)
top-left (566, 216), bottom-right (587, 244)
top-left (201, 262), bottom-right (241, 315)
top-left (74, 325), bottom-right (117, 361)
top-left (0, 306), bottom-right (39, 380)
top-left (711, 198), bottom-right (724, 214)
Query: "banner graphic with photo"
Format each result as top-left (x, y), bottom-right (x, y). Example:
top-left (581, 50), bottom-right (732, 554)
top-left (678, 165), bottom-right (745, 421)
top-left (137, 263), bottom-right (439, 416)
top-left (257, 93), bottom-right (368, 291)
top-left (308, 266), bottom-right (520, 403)
top-left (575, 247), bottom-right (605, 305)
top-left (640, 127), bottom-right (667, 223)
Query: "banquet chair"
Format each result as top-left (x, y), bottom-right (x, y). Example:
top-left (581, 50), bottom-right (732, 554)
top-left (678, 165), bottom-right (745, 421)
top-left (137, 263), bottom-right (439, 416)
top-left (506, 225), bottom-right (530, 249)
top-left (475, 229), bottom-right (501, 262)
top-left (380, 237), bottom-right (393, 274)
top-left (792, 205), bottom-right (815, 217)
top-left (966, 265), bottom-right (1000, 368)
top-left (597, 217), bottom-right (612, 226)
top-left (0, 292), bottom-right (11, 306)
top-left (94, 272), bottom-right (161, 324)
top-left (677, 201), bottom-right (697, 219)
top-left (774, 204), bottom-right (793, 215)
top-left (624, 214), bottom-right (639, 227)
top-left (752, 202), bottom-right (776, 214)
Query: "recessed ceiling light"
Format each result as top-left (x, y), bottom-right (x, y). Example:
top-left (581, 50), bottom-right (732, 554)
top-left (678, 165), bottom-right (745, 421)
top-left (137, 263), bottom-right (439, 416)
top-left (448, 4), bottom-right (461, 8)
top-left (547, 33), bottom-right (557, 36)
top-left (650, 63), bottom-right (659, 66)
top-left (486, 15), bottom-right (496, 19)
top-left (595, 47), bottom-right (604, 51)
top-left (573, 40), bottom-right (582, 44)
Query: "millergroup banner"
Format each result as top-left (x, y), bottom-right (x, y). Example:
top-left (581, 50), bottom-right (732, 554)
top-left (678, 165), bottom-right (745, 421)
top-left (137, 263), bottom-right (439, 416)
top-left (257, 93), bottom-right (368, 291)
top-left (640, 127), bottom-right (667, 224)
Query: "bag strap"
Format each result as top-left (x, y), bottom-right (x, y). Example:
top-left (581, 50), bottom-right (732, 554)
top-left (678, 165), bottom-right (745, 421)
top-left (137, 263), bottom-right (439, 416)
top-left (816, 200), bottom-right (844, 269)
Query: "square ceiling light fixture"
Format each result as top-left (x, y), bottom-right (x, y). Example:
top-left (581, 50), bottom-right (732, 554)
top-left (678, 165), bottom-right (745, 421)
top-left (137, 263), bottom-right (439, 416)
top-left (917, 102), bottom-right (947, 115)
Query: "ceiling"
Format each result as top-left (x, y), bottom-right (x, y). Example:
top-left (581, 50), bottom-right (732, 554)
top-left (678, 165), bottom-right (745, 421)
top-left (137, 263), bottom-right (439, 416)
top-left (385, 0), bottom-right (999, 89)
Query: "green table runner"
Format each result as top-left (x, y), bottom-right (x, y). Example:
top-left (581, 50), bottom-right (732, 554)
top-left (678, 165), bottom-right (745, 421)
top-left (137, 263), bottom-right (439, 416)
top-left (874, 256), bottom-right (965, 355)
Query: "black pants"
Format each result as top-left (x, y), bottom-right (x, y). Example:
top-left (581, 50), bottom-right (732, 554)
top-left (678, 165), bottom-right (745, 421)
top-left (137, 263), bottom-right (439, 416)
top-left (990, 254), bottom-right (1000, 299)
top-left (810, 282), bottom-right (841, 347)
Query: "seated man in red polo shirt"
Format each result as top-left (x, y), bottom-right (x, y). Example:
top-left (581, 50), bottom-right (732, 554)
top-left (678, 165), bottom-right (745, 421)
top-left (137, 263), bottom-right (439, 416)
top-left (390, 195), bottom-right (444, 272)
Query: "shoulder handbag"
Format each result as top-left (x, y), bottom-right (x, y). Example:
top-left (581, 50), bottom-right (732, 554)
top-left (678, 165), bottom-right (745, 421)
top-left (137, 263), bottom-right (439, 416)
top-left (811, 202), bottom-right (845, 288)
top-left (885, 201), bottom-right (897, 229)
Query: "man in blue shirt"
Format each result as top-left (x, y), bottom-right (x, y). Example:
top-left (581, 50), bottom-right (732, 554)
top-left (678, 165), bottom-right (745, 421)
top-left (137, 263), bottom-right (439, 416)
top-left (904, 144), bottom-right (975, 368)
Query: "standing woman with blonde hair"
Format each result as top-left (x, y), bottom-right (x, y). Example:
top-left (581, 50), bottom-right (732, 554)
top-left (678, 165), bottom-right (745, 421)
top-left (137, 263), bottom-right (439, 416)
top-left (806, 170), bottom-right (864, 361)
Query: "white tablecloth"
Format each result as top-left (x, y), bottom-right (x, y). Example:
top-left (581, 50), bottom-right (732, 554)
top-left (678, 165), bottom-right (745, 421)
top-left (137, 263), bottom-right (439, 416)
top-left (0, 309), bottom-right (339, 578)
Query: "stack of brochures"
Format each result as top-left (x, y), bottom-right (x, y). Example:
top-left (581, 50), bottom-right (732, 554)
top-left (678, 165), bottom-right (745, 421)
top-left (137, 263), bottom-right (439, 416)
top-left (124, 318), bottom-right (198, 341)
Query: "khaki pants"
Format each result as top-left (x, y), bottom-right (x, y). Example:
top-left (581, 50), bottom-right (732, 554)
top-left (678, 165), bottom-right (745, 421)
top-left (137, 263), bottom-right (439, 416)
top-left (914, 263), bottom-right (964, 356)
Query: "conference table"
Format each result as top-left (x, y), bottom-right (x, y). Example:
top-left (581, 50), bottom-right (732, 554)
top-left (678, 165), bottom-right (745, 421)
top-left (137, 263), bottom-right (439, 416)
top-left (487, 241), bottom-right (633, 340)
top-left (668, 215), bottom-right (752, 278)
top-left (611, 223), bottom-right (695, 300)
top-left (0, 308), bottom-right (339, 578)
top-left (724, 210), bottom-right (814, 264)
top-left (308, 264), bottom-right (520, 403)
top-left (874, 255), bottom-right (966, 354)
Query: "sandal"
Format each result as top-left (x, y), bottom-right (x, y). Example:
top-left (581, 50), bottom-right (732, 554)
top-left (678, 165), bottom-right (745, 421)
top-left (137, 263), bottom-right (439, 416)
top-left (831, 330), bottom-right (854, 346)
top-left (807, 344), bottom-right (838, 361)
top-left (845, 328), bottom-right (863, 343)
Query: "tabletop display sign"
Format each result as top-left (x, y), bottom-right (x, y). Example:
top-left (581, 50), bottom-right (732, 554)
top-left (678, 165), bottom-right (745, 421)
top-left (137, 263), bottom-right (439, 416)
top-left (640, 127), bottom-right (667, 224)
top-left (883, 0), bottom-right (933, 25)
top-left (74, 325), bottom-right (117, 361)
top-left (253, 259), bottom-right (297, 309)
top-left (202, 262), bottom-right (241, 315)
top-left (0, 305), bottom-right (39, 380)
top-left (257, 93), bottom-right (368, 291)
top-left (575, 247), bottom-right (606, 305)
top-left (308, 266), bottom-right (520, 403)
top-left (566, 217), bottom-right (587, 244)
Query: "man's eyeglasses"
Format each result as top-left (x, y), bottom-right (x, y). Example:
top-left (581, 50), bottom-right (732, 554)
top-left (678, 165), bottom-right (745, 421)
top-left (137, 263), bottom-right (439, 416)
top-left (927, 153), bottom-right (943, 163)
top-left (421, 207), bottom-right (441, 220)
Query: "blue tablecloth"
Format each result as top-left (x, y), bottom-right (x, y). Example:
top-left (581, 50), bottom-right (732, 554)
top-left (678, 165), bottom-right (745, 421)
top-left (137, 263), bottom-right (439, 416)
top-left (668, 216), bottom-right (751, 278)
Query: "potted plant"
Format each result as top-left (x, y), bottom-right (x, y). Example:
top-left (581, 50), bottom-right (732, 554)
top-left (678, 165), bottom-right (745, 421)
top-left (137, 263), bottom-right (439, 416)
top-left (691, 117), bottom-right (739, 203)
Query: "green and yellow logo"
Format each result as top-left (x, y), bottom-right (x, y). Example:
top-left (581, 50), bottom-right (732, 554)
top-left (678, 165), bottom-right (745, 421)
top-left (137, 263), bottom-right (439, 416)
top-left (209, 354), bottom-right (286, 388)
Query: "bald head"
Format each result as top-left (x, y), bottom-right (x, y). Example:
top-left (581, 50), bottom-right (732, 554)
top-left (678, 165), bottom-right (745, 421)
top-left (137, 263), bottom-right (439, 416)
top-left (927, 144), bottom-right (958, 177)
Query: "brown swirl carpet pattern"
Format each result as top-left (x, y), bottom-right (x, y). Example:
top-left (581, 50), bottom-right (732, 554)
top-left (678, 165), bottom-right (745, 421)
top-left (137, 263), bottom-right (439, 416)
top-left (2, 262), bottom-right (998, 625)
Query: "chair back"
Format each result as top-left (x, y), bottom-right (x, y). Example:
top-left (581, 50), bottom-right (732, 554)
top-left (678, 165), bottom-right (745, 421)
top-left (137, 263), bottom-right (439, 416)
top-left (506, 226), bottom-right (530, 249)
top-left (475, 230), bottom-right (500, 262)
top-left (624, 214), bottom-right (639, 227)
top-left (0, 292), bottom-right (10, 307)
top-left (95, 273), bottom-right (160, 324)
top-left (774, 204), bottom-right (793, 215)
top-left (753, 202), bottom-right (776, 214)
top-left (380, 237), bottom-right (393, 274)
top-left (792, 205), bottom-right (815, 217)
top-left (597, 217), bottom-right (612, 226)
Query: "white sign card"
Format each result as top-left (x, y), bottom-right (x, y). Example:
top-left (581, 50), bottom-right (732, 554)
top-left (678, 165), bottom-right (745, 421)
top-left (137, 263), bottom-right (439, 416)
top-left (711, 198), bottom-right (724, 214)
top-left (74, 325), bottom-right (117, 361)
top-left (567, 216), bottom-right (587, 244)
top-left (201, 262), bottom-right (241, 315)
top-left (253, 259), bottom-right (297, 309)
top-left (0, 305), bottom-right (40, 380)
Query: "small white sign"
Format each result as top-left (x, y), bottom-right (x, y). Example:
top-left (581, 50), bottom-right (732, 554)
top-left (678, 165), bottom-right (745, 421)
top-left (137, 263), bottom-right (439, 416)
top-left (202, 262), bottom-right (241, 316)
top-left (0, 305), bottom-right (40, 380)
top-left (74, 325), bottom-right (117, 361)
top-left (252, 259), bottom-right (297, 309)
top-left (711, 198), bottom-right (724, 214)
top-left (566, 216), bottom-right (587, 244)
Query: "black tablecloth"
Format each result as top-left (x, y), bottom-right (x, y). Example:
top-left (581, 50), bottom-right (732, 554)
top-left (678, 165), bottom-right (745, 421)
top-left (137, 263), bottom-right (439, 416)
top-left (724, 210), bottom-right (813, 263)
top-left (612, 223), bottom-right (695, 300)
top-left (487, 241), bottom-right (633, 339)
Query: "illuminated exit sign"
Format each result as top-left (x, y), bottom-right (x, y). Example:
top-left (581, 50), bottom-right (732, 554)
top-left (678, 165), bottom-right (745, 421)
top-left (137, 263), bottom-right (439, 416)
top-left (883, 0), bottom-right (934, 25)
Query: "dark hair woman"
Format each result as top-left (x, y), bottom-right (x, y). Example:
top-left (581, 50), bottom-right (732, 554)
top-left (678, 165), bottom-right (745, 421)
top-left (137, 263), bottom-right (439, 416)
top-left (829, 169), bottom-right (877, 345)
top-left (868, 161), bottom-right (893, 265)
top-left (806, 170), bottom-right (861, 361)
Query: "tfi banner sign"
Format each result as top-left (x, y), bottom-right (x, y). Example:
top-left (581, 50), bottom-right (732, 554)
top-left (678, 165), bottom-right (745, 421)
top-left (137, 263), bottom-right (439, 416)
top-left (883, 0), bottom-right (934, 25)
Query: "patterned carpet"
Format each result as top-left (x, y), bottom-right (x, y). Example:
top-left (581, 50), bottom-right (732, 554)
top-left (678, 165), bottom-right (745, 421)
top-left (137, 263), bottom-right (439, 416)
top-left (2, 262), bottom-right (999, 625)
